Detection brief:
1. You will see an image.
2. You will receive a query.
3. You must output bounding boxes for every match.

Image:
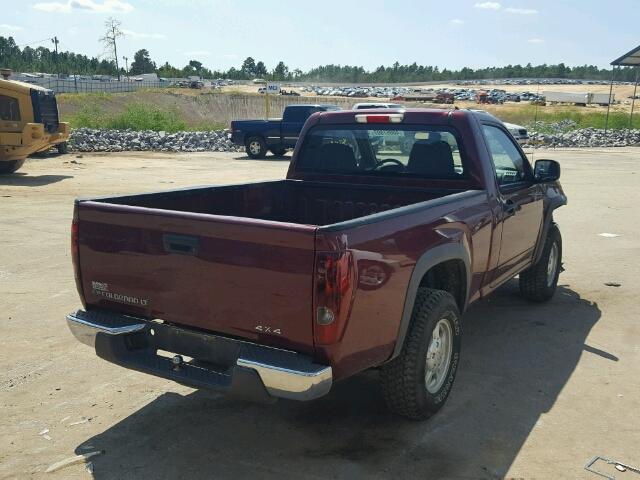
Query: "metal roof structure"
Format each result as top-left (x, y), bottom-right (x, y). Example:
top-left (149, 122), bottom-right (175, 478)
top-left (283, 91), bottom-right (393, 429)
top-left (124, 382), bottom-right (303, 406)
top-left (604, 45), bottom-right (639, 134)
top-left (611, 45), bottom-right (640, 66)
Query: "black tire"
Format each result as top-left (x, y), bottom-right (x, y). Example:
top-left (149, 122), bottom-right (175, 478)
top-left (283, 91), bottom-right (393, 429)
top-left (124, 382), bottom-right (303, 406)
top-left (380, 288), bottom-right (462, 420)
top-left (56, 142), bottom-right (69, 154)
top-left (519, 224), bottom-right (562, 302)
top-left (245, 136), bottom-right (267, 159)
top-left (269, 147), bottom-right (287, 157)
top-left (0, 159), bottom-right (25, 174)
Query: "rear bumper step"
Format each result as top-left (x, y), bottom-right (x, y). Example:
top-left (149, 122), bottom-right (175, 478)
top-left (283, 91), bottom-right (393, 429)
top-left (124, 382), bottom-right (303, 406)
top-left (67, 309), bottom-right (332, 402)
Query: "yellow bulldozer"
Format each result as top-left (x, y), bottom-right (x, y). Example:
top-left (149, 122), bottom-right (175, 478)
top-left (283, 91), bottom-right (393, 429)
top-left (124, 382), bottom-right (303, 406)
top-left (0, 68), bottom-right (70, 174)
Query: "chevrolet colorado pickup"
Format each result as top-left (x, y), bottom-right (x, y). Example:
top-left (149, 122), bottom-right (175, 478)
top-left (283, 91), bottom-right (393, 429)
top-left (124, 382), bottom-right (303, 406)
top-left (67, 108), bottom-right (566, 420)
top-left (230, 104), bottom-right (340, 159)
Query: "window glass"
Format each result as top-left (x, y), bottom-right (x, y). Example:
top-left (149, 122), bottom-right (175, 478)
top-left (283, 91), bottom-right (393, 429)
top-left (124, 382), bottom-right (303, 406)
top-left (298, 125), bottom-right (465, 179)
top-left (284, 107), bottom-right (317, 122)
top-left (0, 95), bottom-right (20, 121)
top-left (482, 125), bottom-right (528, 186)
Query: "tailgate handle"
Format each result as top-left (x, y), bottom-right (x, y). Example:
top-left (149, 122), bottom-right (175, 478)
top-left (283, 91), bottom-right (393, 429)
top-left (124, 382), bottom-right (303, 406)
top-left (163, 234), bottom-right (199, 256)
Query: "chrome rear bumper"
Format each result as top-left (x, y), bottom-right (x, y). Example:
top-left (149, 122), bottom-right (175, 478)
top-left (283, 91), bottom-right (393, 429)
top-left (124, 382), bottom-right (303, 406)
top-left (67, 310), bottom-right (332, 402)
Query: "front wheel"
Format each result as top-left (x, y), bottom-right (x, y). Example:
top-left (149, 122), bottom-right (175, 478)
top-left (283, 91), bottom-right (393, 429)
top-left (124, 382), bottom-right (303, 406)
top-left (380, 288), bottom-right (461, 420)
top-left (0, 159), bottom-right (25, 174)
top-left (519, 224), bottom-right (562, 302)
top-left (245, 136), bottom-right (267, 159)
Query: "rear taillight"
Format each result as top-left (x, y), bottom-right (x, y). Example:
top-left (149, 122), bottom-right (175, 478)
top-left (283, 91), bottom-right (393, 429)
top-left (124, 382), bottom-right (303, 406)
top-left (71, 205), bottom-right (85, 304)
top-left (313, 251), bottom-right (355, 345)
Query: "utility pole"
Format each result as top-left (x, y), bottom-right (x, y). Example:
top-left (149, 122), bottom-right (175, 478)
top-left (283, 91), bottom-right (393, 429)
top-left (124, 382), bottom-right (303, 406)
top-left (123, 56), bottom-right (128, 78)
top-left (100, 18), bottom-right (124, 80)
top-left (51, 36), bottom-right (59, 77)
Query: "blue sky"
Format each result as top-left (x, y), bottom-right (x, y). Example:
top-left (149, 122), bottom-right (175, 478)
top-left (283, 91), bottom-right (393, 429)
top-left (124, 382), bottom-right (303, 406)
top-left (1, 0), bottom-right (637, 72)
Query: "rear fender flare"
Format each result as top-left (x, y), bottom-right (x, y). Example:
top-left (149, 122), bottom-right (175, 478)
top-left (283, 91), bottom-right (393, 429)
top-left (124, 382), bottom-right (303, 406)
top-left (388, 243), bottom-right (471, 361)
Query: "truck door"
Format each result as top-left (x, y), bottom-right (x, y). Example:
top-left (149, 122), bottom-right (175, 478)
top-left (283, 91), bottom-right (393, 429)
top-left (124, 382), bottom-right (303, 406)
top-left (281, 107), bottom-right (316, 148)
top-left (482, 124), bottom-right (544, 285)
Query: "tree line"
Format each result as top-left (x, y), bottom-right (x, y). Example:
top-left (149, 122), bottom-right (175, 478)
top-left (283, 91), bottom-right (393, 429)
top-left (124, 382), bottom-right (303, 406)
top-left (1, 36), bottom-right (637, 83)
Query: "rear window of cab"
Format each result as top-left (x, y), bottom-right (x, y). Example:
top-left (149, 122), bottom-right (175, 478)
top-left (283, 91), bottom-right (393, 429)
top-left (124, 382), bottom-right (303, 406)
top-left (298, 125), bottom-right (466, 179)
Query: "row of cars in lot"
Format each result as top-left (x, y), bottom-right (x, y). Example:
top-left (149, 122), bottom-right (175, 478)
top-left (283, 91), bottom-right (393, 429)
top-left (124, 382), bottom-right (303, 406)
top-left (301, 85), bottom-right (414, 98)
top-left (442, 87), bottom-right (544, 104)
top-left (287, 85), bottom-right (546, 104)
top-left (454, 78), bottom-right (620, 87)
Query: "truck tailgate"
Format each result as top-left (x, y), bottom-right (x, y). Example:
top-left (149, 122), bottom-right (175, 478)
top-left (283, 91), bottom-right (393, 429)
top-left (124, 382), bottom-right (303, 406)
top-left (76, 201), bottom-right (317, 353)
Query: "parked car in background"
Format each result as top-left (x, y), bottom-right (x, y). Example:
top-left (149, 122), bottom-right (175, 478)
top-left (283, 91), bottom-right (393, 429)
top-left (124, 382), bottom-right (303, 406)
top-left (504, 122), bottom-right (530, 144)
top-left (230, 104), bottom-right (341, 158)
top-left (67, 108), bottom-right (566, 420)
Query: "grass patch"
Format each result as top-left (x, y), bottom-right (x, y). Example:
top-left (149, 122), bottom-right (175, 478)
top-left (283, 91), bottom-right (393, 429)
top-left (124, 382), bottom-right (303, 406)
top-left (483, 104), bottom-right (640, 130)
top-left (57, 91), bottom-right (113, 105)
top-left (67, 102), bottom-right (225, 132)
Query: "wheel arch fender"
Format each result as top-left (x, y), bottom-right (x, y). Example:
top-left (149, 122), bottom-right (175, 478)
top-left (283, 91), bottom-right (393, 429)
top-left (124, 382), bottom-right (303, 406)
top-left (388, 243), bottom-right (471, 362)
top-left (532, 191), bottom-right (566, 265)
top-left (244, 133), bottom-right (265, 145)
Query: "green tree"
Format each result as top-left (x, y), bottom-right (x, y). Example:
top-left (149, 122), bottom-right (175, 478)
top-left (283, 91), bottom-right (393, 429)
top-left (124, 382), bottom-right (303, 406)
top-left (255, 61), bottom-right (267, 77)
top-left (188, 60), bottom-right (203, 73)
top-left (272, 61), bottom-right (289, 80)
top-left (129, 49), bottom-right (156, 75)
top-left (241, 56), bottom-right (256, 78)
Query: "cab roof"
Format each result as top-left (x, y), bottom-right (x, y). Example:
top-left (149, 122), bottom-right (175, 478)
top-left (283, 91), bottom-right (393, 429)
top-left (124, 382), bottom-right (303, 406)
top-left (0, 77), bottom-right (52, 95)
top-left (312, 107), bottom-right (501, 125)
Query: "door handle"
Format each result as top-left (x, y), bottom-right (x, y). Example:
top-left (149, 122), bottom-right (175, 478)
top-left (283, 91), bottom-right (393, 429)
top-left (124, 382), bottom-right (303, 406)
top-left (163, 234), bottom-right (199, 256)
top-left (504, 199), bottom-right (521, 218)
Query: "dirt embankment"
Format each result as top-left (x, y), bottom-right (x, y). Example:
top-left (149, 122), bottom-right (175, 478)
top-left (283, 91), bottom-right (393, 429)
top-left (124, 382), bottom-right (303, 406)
top-left (57, 89), bottom-right (359, 128)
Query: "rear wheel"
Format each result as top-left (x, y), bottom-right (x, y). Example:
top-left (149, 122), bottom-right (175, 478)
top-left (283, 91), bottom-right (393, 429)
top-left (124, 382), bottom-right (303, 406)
top-left (519, 224), bottom-right (562, 302)
top-left (245, 136), bottom-right (267, 159)
top-left (269, 147), bottom-right (287, 157)
top-left (380, 288), bottom-right (461, 420)
top-left (0, 159), bottom-right (25, 174)
top-left (56, 142), bottom-right (69, 154)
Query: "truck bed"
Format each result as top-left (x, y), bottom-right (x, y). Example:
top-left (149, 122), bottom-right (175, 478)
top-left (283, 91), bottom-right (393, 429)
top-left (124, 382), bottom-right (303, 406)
top-left (94, 180), bottom-right (461, 226)
top-left (75, 180), bottom-right (467, 353)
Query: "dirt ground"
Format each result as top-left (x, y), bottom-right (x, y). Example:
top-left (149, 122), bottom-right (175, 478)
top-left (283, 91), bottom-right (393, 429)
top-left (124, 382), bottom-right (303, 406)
top-left (1, 149), bottom-right (639, 479)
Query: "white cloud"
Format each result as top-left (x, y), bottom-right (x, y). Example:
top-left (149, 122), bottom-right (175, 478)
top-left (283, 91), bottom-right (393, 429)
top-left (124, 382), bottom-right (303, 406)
top-left (0, 24), bottom-right (23, 31)
top-left (32, 0), bottom-right (133, 13)
top-left (506, 7), bottom-right (538, 14)
top-left (184, 50), bottom-right (211, 57)
top-left (222, 54), bottom-right (238, 59)
top-left (474, 2), bottom-right (501, 9)
top-left (122, 29), bottom-right (166, 39)
top-left (450, 18), bottom-right (465, 24)
top-left (528, 38), bottom-right (544, 43)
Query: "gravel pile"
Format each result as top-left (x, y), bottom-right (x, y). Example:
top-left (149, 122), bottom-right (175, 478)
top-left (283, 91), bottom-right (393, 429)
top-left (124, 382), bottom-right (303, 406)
top-left (68, 126), bottom-right (640, 153)
top-left (69, 128), bottom-right (242, 153)
top-left (524, 128), bottom-right (640, 148)
top-left (528, 119), bottom-right (578, 133)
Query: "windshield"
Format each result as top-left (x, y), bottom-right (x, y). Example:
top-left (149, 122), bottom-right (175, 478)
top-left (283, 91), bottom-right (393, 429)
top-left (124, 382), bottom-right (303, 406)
top-left (297, 125), bottom-right (465, 179)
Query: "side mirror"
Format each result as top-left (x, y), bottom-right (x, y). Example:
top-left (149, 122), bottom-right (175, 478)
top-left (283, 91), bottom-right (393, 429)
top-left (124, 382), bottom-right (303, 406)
top-left (534, 159), bottom-right (561, 182)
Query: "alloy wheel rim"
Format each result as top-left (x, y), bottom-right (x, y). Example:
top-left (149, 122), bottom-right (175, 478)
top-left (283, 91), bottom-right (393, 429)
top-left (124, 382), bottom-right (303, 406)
top-left (425, 318), bottom-right (453, 394)
top-left (249, 141), bottom-right (261, 155)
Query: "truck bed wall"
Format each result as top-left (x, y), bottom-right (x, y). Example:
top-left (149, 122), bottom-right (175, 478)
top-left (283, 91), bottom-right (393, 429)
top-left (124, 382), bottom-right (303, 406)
top-left (100, 180), bottom-right (462, 227)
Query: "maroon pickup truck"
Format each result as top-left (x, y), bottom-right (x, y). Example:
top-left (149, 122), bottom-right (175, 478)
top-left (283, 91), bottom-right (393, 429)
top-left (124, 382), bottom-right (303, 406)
top-left (67, 108), bottom-right (566, 420)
